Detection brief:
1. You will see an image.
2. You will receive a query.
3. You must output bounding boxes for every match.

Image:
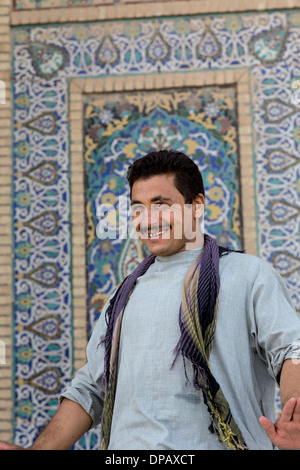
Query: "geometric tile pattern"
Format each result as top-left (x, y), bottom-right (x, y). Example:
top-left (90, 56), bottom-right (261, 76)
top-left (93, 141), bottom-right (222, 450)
top-left (11, 10), bottom-right (300, 448)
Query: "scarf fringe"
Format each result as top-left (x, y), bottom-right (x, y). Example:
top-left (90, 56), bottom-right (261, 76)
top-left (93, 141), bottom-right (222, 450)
top-left (171, 356), bottom-right (247, 450)
top-left (204, 392), bottom-right (248, 450)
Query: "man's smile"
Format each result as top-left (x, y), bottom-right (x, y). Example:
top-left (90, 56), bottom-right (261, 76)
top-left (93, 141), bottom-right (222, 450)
top-left (140, 225), bottom-right (171, 239)
top-left (147, 227), bottom-right (170, 239)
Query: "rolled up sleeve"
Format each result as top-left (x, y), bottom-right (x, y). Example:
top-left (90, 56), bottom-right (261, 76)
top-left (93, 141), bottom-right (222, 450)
top-left (249, 261), bottom-right (300, 383)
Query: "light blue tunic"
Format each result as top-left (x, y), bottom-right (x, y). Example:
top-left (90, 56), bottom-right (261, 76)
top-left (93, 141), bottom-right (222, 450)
top-left (61, 249), bottom-right (300, 450)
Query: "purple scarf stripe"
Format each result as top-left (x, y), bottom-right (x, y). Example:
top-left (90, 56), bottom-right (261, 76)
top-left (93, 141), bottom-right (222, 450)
top-left (101, 253), bottom-right (156, 389)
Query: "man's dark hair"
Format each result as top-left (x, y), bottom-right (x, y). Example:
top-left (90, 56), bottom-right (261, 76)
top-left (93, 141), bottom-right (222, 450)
top-left (126, 149), bottom-right (205, 203)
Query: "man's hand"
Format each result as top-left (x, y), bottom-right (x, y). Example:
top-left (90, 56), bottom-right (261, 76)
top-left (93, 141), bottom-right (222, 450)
top-left (259, 397), bottom-right (300, 449)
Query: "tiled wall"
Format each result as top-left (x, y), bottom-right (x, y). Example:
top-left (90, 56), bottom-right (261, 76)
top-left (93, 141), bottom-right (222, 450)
top-left (0, 0), bottom-right (12, 444)
top-left (0, 0), bottom-right (300, 449)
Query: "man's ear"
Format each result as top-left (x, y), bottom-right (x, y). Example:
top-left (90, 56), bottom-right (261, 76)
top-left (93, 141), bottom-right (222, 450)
top-left (193, 193), bottom-right (205, 219)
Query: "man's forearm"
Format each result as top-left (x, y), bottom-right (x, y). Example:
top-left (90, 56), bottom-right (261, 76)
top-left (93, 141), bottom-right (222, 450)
top-left (30, 398), bottom-right (93, 450)
top-left (280, 358), bottom-right (300, 408)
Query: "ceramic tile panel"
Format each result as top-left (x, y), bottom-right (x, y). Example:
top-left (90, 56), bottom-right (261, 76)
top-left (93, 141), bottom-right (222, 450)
top-left (10, 10), bottom-right (300, 448)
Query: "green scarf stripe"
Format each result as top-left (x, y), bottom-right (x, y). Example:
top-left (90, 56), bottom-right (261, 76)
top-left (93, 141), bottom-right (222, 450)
top-left (181, 261), bottom-right (204, 354)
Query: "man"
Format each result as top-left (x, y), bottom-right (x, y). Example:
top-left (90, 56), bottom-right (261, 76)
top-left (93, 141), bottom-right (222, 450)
top-left (1, 149), bottom-right (300, 450)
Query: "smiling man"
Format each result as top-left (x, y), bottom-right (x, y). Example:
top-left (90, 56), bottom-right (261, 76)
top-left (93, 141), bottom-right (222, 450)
top-left (130, 174), bottom-right (205, 255)
top-left (2, 149), bottom-right (300, 451)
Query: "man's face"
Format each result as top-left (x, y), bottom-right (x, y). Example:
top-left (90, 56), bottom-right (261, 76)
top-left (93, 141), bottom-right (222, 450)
top-left (130, 174), bottom-right (204, 256)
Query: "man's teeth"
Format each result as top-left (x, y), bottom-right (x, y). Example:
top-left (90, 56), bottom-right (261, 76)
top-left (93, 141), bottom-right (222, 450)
top-left (148, 228), bottom-right (169, 238)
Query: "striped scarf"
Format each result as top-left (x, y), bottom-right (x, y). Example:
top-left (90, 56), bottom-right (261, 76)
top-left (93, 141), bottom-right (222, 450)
top-left (100, 234), bottom-right (247, 450)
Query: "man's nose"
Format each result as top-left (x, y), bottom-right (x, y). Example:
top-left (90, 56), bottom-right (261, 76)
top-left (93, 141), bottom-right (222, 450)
top-left (140, 206), bottom-right (160, 231)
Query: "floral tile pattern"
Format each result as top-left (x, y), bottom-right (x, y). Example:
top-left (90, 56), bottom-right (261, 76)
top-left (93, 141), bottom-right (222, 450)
top-left (11, 10), bottom-right (300, 448)
top-left (84, 87), bottom-right (242, 332)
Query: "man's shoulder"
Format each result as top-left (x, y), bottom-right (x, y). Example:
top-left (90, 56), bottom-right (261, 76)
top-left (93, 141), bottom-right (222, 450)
top-left (219, 250), bottom-right (275, 279)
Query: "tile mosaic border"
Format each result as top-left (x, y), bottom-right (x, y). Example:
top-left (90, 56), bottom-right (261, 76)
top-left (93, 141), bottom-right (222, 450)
top-left (69, 69), bottom-right (256, 372)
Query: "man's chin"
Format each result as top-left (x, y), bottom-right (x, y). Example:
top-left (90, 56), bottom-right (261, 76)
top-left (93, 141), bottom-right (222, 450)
top-left (142, 239), bottom-right (186, 256)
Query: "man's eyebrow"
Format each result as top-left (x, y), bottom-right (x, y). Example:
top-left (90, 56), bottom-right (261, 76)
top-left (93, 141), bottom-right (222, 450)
top-left (130, 196), bottom-right (173, 206)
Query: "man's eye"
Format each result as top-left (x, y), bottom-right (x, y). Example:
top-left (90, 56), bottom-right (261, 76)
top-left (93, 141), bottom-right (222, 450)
top-left (132, 205), bottom-right (144, 214)
top-left (152, 203), bottom-right (169, 210)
